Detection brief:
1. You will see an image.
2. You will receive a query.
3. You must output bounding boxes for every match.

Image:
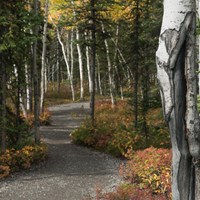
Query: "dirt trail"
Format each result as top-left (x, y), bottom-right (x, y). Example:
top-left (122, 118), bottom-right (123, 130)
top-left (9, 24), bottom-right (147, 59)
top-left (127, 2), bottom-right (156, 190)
top-left (0, 102), bottom-right (123, 200)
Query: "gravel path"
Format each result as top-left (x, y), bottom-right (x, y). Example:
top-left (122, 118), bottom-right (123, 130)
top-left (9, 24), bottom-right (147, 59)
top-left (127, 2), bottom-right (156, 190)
top-left (0, 102), bottom-right (123, 200)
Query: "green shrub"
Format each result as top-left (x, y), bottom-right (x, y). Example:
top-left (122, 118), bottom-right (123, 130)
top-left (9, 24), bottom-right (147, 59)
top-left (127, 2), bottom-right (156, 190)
top-left (71, 122), bottom-right (97, 146)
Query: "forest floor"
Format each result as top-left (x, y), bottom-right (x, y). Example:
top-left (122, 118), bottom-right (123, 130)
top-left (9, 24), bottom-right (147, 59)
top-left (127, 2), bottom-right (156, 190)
top-left (0, 102), bottom-right (123, 200)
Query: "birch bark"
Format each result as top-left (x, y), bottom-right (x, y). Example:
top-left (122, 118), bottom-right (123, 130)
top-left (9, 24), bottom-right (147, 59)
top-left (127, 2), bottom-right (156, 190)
top-left (76, 29), bottom-right (84, 100)
top-left (40, 0), bottom-right (49, 112)
top-left (156, 1), bottom-right (200, 199)
top-left (25, 63), bottom-right (30, 111)
top-left (85, 32), bottom-right (92, 93)
top-left (70, 29), bottom-right (74, 81)
top-left (57, 28), bottom-right (75, 101)
top-left (102, 23), bottom-right (115, 107)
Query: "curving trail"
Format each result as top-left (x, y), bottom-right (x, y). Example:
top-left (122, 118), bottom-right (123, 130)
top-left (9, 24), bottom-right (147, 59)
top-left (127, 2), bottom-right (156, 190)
top-left (0, 102), bottom-right (123, 200)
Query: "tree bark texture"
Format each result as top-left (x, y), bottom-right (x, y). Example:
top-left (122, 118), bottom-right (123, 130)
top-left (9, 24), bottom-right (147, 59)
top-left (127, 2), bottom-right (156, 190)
top-left (0, 21), bottom-right (6, 152)
top-left (85, 32), bottom-right (92, 94)
top-left (0, 55), bottom-right (6, 152)
top-left (33, 0), bottom-right (40, 144)
top-left (90, 0), bottom-right (96, 124)
top-left (40, 0), bottom-right (49, 112)
top-left (25, 63), bottom-right (31, 111)
top-left (133, 0), bottom-right (140, 128)
top-left (156, 1), bottom-right (200, 199)
top-left (76, 29), bottom-right (84, 100)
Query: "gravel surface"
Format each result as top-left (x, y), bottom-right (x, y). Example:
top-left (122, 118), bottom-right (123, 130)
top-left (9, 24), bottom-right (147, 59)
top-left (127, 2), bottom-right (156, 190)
top-left (0, 102), bottom-right (124, 200)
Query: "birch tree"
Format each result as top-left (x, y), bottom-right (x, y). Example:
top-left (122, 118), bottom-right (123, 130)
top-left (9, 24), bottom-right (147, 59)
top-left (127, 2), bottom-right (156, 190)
top-left (76, 29), bottom-right (84, 100)
top-left (85, 32), bottom-right (92, 94)
top-left (40, 0), bottom-right (49, 112)
top-left (156, 1), bottom-right (200, 199)
top-left (71, 0), bottom-right (84, 100)
top-left (101, 23), bottom-right (115, 106)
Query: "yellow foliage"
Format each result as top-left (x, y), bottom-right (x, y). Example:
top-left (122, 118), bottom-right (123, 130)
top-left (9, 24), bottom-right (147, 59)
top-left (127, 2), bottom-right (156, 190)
top-left (0, 144), bottom-right (47, 178)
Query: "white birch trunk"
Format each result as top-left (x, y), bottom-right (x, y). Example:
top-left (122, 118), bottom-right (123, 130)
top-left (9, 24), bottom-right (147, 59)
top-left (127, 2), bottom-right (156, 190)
top-left (111, 37), bottom-right (134, 81)
top-left (44, 63), bottom-right (48, 92)
top-left (85, 32), bottom-right (92, 94)
top-left (113, 24), bottom-right (124, 100)
top-left (156, 1), bottom-right (199, 199)
top-left (102, 23), bottom-right (115, 106)
top-left (70, 29), bottom-right (74, 81)
top-left (76, 29), bottom-right (84, 100)
top-left (57, 28), bottom-right (75, 101)
top-left (25, 63), bottom-right (30, 111)
top-left (197, 0), bottom-right (200, 95)
top-left (40, 0), bottom-right (49, 112)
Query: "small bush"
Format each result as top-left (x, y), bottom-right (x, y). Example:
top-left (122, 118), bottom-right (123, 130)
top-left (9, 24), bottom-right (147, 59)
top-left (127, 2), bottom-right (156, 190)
top-left (123, 147), bottom-right (171, 197)
top-left (0, 144), bottom-right (47, 178)
top-left (26, 109), bottom-right (51, 127)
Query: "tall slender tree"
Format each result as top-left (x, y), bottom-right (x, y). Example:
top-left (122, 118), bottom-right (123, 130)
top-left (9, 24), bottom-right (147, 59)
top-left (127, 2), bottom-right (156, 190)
top-left (0, 51), bottom-right (6, 153)
top-left (33, 0), bottom-right (40, 144)
top-left (40, 0), bottom-right (49, 112)
top-left (90, 0), bottom-right (96, 124)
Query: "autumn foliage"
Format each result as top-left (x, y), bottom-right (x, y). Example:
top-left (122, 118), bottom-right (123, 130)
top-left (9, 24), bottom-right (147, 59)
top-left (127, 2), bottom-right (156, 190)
top-left (123, 147), bottom-right (171, 198)
top-left (71, 100), bottom-right (170, 156)
top-left (25, 109), bottom-right (51, 126)
top-left (73, 101), bottom-right (172, 200)
top-left (0, 144), bottom-right (47, 178)
top-left (85, 147), bottom-right (171, 200)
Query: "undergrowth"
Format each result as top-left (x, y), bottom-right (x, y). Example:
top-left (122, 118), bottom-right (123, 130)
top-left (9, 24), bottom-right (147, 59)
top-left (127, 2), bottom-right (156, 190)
top-left (72, 100), bottom-right (171, 199)
top-left (84, 147), bottom-right (171, 200)
top-left (71, 100), bottom-right (170, 157)
top-left (0, 144), bottom-right (47, 178)
top-left (0, 108), bottom-right (50, 178)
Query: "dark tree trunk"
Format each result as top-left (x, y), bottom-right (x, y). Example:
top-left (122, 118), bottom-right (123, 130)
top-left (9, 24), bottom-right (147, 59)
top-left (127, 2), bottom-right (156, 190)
top-left (0, 22), bottom-right (6, 152)
top-left (133, 0), bottom-right (140, 128)
top-left (0, 55), bottom-right (6, 153)
top-left (90, 0), bottom-right (96, 124)
top-left (33, 0), bottom-right (40, 144)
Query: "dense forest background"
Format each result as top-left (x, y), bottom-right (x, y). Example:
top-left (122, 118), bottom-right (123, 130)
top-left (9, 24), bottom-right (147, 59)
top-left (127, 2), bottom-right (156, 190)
top-left (0, 0), bottom-right (163, 149)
